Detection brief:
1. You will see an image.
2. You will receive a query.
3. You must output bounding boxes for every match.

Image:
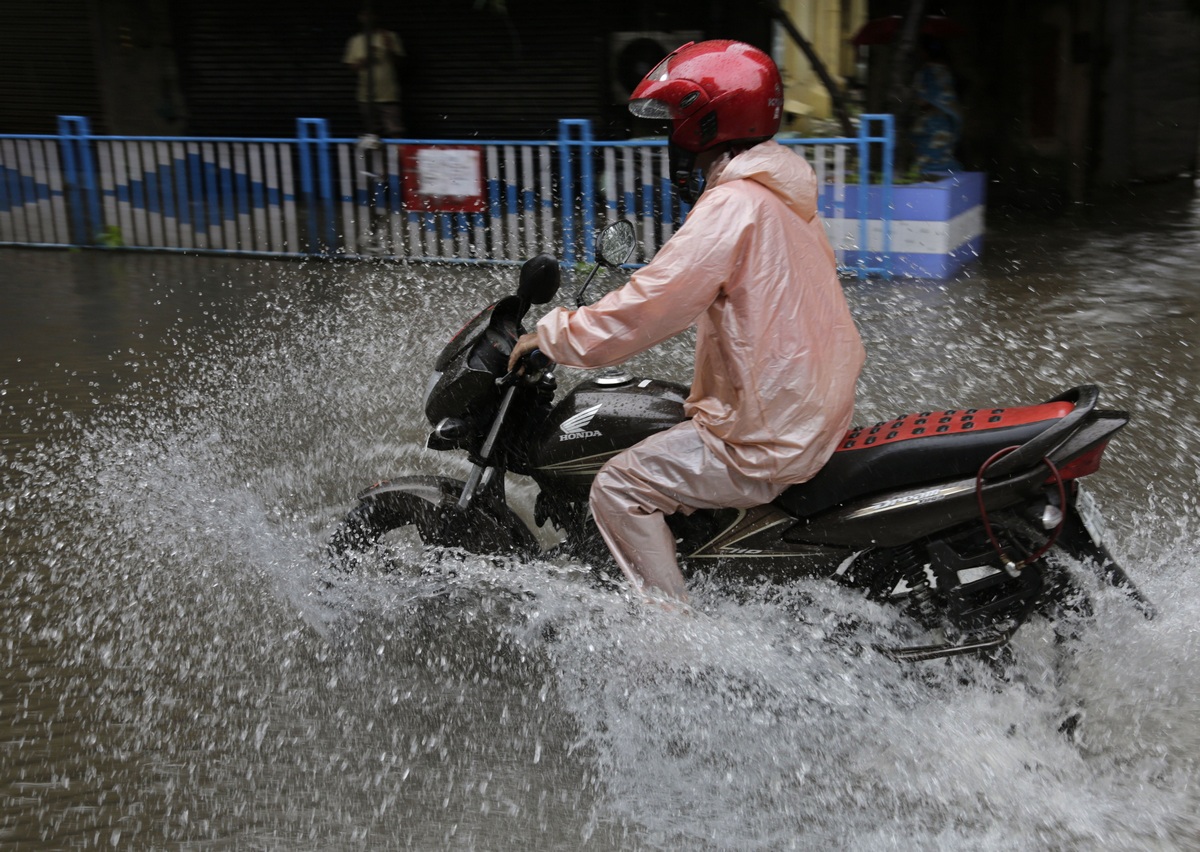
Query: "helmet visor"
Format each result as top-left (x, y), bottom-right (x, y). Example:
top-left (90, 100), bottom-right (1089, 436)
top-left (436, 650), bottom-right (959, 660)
top-left (629, 52), bottom-right (700, 120)
top-left (629, 97), bottom-right (674, 120)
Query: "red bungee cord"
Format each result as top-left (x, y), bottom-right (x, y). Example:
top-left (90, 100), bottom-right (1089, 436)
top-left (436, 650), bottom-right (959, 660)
top-left (975, 446), bottom-right (1067, 576)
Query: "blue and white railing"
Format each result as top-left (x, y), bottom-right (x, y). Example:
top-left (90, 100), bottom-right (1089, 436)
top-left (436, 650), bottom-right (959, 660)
top-left (1, 115), bottom-right (900, 277)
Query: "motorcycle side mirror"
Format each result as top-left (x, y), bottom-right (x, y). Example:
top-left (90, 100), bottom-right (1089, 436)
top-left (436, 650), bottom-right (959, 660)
top-left (517, 254), bottom-right (561, 317)
top-left (573, 220), bottom-right (638, 307)
top-left (596, 219), bottom-right (637, 268)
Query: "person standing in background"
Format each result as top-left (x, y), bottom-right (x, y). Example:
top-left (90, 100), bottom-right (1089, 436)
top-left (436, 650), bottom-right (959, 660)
top-left (343, 11), bottom-right (406, 136)
top-left (910, 36), bottom-right (962, 175)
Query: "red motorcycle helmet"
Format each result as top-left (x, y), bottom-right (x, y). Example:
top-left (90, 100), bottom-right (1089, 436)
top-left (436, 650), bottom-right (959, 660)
top-left (629, 39), bottom-right (783, 154)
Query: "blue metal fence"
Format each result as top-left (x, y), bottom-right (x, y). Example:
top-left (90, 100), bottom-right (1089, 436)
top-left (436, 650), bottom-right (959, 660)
top-left (1, 115), bottom-right (894, 276)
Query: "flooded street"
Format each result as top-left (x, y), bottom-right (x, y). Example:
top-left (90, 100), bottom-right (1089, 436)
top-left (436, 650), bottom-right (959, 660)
top-left (2, 181), bottom-right (1199, 850)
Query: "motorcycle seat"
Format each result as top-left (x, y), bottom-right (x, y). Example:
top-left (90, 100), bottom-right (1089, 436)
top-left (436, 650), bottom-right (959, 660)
top-left (775, 399), bottom-right (1076, 518)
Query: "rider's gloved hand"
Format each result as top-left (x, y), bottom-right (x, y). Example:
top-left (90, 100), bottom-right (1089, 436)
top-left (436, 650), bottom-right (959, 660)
top-left (508, 331), bottom-right (542, 372)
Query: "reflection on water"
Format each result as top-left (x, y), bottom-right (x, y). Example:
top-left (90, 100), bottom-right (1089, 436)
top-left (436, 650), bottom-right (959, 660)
top-left (2, 182), bottom-right (1199, 849)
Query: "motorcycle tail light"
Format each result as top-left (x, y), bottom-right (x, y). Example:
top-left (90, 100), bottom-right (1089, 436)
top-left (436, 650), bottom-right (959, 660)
top-left (1053, 441), bottom-right (1108, 480)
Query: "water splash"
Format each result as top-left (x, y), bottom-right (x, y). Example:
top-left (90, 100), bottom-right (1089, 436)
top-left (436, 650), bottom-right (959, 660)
top-left (2, 215), bottom-right (1199, 848)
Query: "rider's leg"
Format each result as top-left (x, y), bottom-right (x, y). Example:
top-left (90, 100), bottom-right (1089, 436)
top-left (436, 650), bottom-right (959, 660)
top-left (589, 421), bottom-right (782, 603)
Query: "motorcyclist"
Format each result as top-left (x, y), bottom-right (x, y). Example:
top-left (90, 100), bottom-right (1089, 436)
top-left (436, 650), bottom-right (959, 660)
top-left (508, 40), bottom-right (865, 605)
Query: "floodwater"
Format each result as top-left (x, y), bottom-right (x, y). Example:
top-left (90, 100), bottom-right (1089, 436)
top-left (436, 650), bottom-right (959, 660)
top-left (2, 181), bottom-right (1198, 850)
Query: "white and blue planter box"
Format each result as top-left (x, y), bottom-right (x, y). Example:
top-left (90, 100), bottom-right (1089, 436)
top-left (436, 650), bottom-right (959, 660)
top-left (821, 172), bottom-right (986, 279)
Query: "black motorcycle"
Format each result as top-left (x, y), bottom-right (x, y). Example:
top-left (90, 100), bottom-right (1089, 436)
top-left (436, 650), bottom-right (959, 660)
top-left (329, 220), bottom-right (1154, 661)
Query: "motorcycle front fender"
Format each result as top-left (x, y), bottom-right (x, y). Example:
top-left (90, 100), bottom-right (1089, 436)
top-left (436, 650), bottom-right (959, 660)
top-left (334, 474), bottom-right (538, 559)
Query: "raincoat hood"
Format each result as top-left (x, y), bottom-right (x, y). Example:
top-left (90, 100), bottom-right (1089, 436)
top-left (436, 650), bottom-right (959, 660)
top-left (707, 140), bottom-right (817, 223)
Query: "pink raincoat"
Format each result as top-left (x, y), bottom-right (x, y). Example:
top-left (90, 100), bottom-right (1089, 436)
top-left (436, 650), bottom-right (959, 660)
top-left (536, 141), bottom-right (865, 599)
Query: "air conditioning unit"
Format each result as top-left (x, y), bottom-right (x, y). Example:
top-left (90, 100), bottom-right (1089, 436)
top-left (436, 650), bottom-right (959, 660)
top-left (609, 31), bottom-right (705, 103)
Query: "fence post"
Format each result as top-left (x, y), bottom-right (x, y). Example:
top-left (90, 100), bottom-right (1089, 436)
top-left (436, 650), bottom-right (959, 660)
top-left (864, 113), bottom-right (894, 280)
top-left (856, 116), bottom-right (872, 280)
top-left (297, 118), bottom-right (335, 255)
top-left (57, 116), bottom-right (101, 245)
top-left (877, 114), bottom-right (894, 279)
top-left (557, 119), bottom-right (596, 267)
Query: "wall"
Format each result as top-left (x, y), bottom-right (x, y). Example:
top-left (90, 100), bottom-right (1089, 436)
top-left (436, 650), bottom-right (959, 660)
top-left (172, 0), bottom-right (611, 140)
top-left (165, 0), bottom-right (769, 141)
top-left (0, 0), bottom-right (105, 133)
top-left (1096, 0), bottom-right (1200, 187)
top-left (90, 0), bottom-right (188, 135)
top-left (777, 0), bottom-right (868, 131)
top-left (861, 0), bottom-right (1200, 206)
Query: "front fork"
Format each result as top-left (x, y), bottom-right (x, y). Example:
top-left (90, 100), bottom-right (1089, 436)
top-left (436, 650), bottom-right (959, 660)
top-left (458, 384), bottom-right (518, 510)
top-left (458, 354), bottom-right (556, 511)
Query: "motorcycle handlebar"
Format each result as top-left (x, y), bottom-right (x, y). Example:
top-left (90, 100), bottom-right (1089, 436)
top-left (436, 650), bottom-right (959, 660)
top-left (496, 348), bottom-right (554, 388)
top-left (526, 349), bottom-right (552, 372)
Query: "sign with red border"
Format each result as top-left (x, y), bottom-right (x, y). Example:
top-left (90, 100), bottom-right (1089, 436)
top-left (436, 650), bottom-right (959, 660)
top-left (401, 145), bottom-right (486, 213)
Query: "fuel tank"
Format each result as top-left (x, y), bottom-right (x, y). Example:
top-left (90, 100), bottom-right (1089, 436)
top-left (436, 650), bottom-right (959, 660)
top-left (530, 372), bottom-right (689, 498)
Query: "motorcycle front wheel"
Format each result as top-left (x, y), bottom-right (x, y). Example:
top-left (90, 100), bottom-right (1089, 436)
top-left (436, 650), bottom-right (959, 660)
top-left (326, 475), bottom-right (537, 572)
